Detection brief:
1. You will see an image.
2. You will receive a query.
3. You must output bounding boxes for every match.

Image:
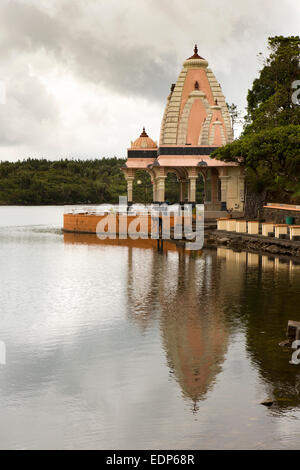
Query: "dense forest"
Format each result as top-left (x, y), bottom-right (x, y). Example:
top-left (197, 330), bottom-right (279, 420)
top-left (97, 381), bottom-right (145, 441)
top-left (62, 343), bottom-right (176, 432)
top-left (0, 158), bottom-right (204, 205)
top-left (0, 158), bottom-right (127, 205)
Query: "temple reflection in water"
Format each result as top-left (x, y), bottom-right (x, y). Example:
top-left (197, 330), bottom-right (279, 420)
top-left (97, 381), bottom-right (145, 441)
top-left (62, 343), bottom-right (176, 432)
top-left (64, 233), bottom-right (300, 412)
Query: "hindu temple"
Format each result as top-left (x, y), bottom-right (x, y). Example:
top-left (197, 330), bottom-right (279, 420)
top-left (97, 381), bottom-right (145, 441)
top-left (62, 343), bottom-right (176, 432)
top-left (122, 46), bottom-right (245, 215)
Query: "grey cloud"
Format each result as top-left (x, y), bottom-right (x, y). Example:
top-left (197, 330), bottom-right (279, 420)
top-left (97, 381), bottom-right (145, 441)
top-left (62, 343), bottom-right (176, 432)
top-left (0, 1), bottom-right (177, 102)
top-left (0, 0), bottom-right (299, 159)
top-left (71, 38), bottom-right (177, 102)
top-left (0, 1), bottom-right (65, 56)
top-left (0, 63), bottom-right (59, 146)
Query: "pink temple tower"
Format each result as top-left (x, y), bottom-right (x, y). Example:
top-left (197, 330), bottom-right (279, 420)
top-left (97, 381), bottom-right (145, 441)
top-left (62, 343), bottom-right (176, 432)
top-left (122, 46), bottom-right (244, 214)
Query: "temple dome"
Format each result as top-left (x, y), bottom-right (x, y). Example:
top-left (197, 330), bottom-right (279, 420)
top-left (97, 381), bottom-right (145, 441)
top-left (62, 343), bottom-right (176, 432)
top-left (131, 127), bottom-right (157, 149)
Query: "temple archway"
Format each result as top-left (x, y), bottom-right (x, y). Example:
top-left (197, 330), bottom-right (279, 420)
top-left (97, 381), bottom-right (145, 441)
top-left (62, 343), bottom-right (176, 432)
top-left (208, 168), bottom-right (222, 210)
top-left (133, 170), bottom-right (152, 204)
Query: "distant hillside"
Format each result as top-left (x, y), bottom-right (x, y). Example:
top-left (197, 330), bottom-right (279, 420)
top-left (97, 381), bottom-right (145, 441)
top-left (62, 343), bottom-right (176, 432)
top-left (0, 158), bottom-right (127, 205)
top-left (0, 158), bottom-right (206, 205)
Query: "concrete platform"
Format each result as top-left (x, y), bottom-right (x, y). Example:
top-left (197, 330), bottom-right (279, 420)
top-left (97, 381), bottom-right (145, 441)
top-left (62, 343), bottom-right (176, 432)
top-left (213, 229), bottom-right (300, 249)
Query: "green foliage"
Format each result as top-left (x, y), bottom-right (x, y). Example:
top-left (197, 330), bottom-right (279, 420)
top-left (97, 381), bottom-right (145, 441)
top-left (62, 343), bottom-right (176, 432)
top-left (165, 173), bottom-right (180, 203)
top-left (212, 125), bottom-right (300, 200)
top-left (0, 158), bottom-right (206, 205)
top-left (0, 157), bottom-right (127, 205)
top-left (245, 35), bottom-right (300, 134)
top-left (212, 36), bottom-right (300, 204)
top-left (132, 170), bottom-right (152, 204)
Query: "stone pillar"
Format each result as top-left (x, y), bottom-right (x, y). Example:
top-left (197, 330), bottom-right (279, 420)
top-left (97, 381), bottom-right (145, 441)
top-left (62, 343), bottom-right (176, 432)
top-left (180, 180), bottom-right (184, 202)
top-left (188, 176), bottom-right (197, 203)
top-left (126, 176), bottom-right (134, 203)
top-left (152, 178), bottom-right (157, 202)
top-left (156, 176), bottom-right (166, 203)
top-left (219, 175), bottom-right (229, 210)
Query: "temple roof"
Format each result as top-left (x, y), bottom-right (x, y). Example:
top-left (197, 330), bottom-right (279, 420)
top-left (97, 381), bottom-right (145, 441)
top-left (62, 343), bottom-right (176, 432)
top-left (125, 48), bottom-right (236, 170)
top-left (131, 127), bottom-right (157, 149)
top-left (159, 46), bottom-right (233, 147)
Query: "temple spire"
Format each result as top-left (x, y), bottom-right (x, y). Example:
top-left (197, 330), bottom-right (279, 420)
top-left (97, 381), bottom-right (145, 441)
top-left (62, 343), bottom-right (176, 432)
top-left (187, 44), bottom-right (204, 60)
top-left (140, 127), bottom-right (149, 137)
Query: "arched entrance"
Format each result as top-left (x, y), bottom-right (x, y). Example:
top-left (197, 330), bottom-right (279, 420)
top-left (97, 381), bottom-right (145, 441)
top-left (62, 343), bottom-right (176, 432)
top-left (133, 170), bottom-right (152, 204)
top-left (202, 168), bottom-right (222, 210)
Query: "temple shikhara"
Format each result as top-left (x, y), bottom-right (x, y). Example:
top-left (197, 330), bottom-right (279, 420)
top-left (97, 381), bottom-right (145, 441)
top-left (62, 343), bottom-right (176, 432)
top-left (122, 46), bottom-right (244, 215)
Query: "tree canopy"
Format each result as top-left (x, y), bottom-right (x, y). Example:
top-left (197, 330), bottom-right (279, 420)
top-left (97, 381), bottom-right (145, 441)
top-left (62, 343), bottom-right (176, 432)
top-left (245, 35), bottom-right (300, 133)
top-left (212, 36), bottom-right (300, 204)
top-left (212, 125), bottom-right (300, 200)
top-left (0, 158), bottom-right (127, 205)
top-left (0, 158), bottom-right (202, 205)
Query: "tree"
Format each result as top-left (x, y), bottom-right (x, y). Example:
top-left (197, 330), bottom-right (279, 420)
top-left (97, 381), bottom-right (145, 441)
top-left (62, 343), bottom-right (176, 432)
top-left (245, 36), bottom-right (300, 134)
top-left (212, 36), bottom-right (300, 215)
top-left (212, 125), bottom-right (300, 201)
top-left (0, 157), bottom-right (127, 205)
top-left (227, 102), bottom-right (243, 138)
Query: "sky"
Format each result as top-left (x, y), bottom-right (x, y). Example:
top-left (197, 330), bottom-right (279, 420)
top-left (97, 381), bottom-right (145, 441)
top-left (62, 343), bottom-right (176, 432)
top-left (0, 0), bottom-right (299, 161)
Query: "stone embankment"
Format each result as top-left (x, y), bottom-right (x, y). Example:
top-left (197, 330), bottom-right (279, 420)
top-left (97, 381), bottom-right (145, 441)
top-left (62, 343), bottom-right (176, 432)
top-left (204, 229), bottom-right (300, 258)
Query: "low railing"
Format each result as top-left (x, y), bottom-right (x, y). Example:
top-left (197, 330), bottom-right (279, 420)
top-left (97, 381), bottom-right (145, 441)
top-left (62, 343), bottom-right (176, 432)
top-left (64, 203), bottom-right (194, 216)
top-left (217, 218), bottom-right (300, 241)
top-left (265, 203), bottom-right (300, 211)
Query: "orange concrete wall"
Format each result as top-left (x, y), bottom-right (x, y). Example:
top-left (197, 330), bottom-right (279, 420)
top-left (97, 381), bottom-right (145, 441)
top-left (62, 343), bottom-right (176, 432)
top-left (63, 213), bottom-right (180, 234)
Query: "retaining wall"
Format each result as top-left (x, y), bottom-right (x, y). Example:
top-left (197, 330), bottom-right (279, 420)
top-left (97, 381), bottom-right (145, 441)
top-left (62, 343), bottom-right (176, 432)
top-left (263, 206), bottom-right (300, 224)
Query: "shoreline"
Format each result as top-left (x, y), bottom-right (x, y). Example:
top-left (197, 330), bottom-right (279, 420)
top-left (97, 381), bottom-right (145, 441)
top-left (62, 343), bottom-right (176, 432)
top-left (204, 229), bottom-right (300, 259)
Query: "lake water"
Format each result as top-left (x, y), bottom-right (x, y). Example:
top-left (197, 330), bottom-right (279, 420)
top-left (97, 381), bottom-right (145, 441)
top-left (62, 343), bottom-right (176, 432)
top-left (0, 206), bottom-right (300, 449)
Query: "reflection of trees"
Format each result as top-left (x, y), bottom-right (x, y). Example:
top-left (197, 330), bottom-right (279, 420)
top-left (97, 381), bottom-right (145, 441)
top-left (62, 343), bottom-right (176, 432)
top-left (126, 246), bottom-right (158, 331)
top-left (217, 249), bottom-right (300, 410)
top-left (125, 243), bottom-right (200, 331)
top-left (65, 233), bottom-right (300, 411)
top-left (126, 240), bottom-right (300, 411)
top-left (241, 262), bottom-right (300, 409)
top-left (64, 233), bottom-right (230, 409)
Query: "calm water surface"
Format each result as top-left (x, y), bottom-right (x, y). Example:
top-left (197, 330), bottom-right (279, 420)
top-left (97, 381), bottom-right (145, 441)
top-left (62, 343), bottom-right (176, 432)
top-left (0, 206), bottom-right (300, 449)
